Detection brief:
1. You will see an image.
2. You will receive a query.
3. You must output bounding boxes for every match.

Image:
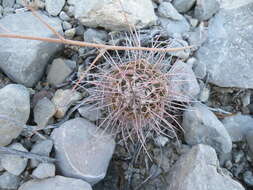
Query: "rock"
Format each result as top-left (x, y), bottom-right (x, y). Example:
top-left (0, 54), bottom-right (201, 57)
top-left (154, 136), bottom-right (169, 147)
top-left (1, 143), bottom-right (28, 175)
top-left (0, 84), bottom-right (30, 146)
top-left (30, 140), bottom-right (54, 168)
top-left (2, 0), bottom-right (15, 7)
top-left (51, 118), bottom-right (115, 185)
top-left (158, 2), bottom-right (183, 20)
top-left (196, 1), bottom-right (253, 88)
top-left (166, 144), bottom-right (245, 190)
top-left (160, 17), bottom-right (190, 36)
top-left (18, 176), bottom-right (92, 190)
top-left (172, 0), bottom-right (196, 13)
top-left (246, 130), bottom-right (253, 156)
top-left (222, 113), bottom-right (253, 142)
top-left (52, 89), bottom-right (82, 118)
top-left (187, 24), bottom-right (208, 46)
top-left (83, 29), bottom-right (108, 43)
top-left (182, 103), bottom-right (232, 154)
top-left (45, 0), bottom-right (65, 16)
top-left (62, 21), bottom-right (72, 30)
top-left (78, 105), bottom-right (102, 122)
top-left (0, 11), bottom-right (63, 87)
top-left (59, 11), bottom-right (70, 21)
top-left (64, 28), bottom-right (76, 38)
top-left (168, 61), bottom-right (200, 102)
top-left (0, 172), bottom-right (21, 190)
top-left (243, 171), bottom-right (253, 187)
top-left (32, 163), bottom-right (56, 179)
top-left (169, 39), bottom-right (190, 59)
top-left (47, 58), bottom-right (76, 86)
top-left (34, 97), bottom-right (56, 128)
top-left (72, 0), bottom-right (157, 30)
top-left (0, 6), bottom-right (3, 17)
top-left (194, 0), bottom-right (220, 21)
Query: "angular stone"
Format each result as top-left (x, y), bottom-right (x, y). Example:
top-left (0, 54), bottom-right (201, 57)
top-left (172, 0), bottom-right (196, 13)
top-left (166, 144), bottom-right (245, 190)
top-left (32, 163), bottom-right (55, 179)
top-left (52, 89), bottom-right (82, 118)
top-left (196, 1), bottom-right (253, 88)
top-left (222, 113), bottom-right (253, 142)
top-left (1, 143), bottom-right (28, 175)
top-left (158, 2), bottom-right (183, 20)
top-left (182, 103), bottom-right (232, 154)
top-left (0, 11), bottom-right (63, 87)
top-left (78, 105), bottom-right (102, 122)
top-left (34, 97), bottom-right (56, 128)
top-left (0, 84), bottom-right (30, 146)
top-left (0, 172), bottom-right (21, 190)
top-left (2, 0), bottom-right (15, 8)
top-left (83, 28), bottom-right (108, 43)
top-left (18, 176), bottom-right (92, 190)
top-left (45, 0), bottom-right (65, 16)
top-left (73, 0), bottom-right (157, 30)
top-left (51, 118), bottom-right (115, 185)
top-left (47, 58), bottom-right (75, 86)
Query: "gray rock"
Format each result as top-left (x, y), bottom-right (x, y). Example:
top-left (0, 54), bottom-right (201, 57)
top-left (47, 58), bottom-right (75, 86)
top-left (160, 17), bottom-right (190, 36)
top-left (32, 163), bottom-right (56, 179)
top-left (0, 11), bottom-right (63, 87)
top-left (0, 5), bottom-right (3, 17)
top-left (52, 89), bottom-right (82, 118)
top-left (168, 61), bottom-right (200, 102)
top-left (194, 0), bottom-right (220, 21)
top-left (3, 7), bottom-right (14, 15)
top-left (45, 0), bottom-right (65, 16)
top-left (172, 0), bottom-right (196, 13)
top-left (158, 2), bottom-right (183, 20)
top-left (0, 84), bottom-right (30, 146)
top-left (182, 103), bottom-right (232, 154)
top-left (30, 140), bottom-right (53, 168)
top-left (243, 171), bottom-right (253, 187)
top-left (187, 24), bottom-right (208, 46)
top-left (78, 105), bottom-right (102, 122)
top-left (51, 118), bottom-right (115, 185)
top-left (83, 28), bottom-right (108, 43)
top-left (169, 39), bottom-right (190, 59)
top-left (18, 176), bottom-right (92, 190)
top-left (196, 1), bottom-right (253, 88)
top-left (64, 28), bottom-right (76, 38)
top-left (222, 113), bottom-right (253, 142)
top-left (73, 0), bottom-right (157, 30)
top-left (166, 144), bottom-right (244, 190)
top-left (0, 172), bottom-right (21, 190)
top-left (2, 0), bottom-right (15, 7)
top-left (59, 11), bottom-right (70, 21)
top-left (34, 97), bottom-right (56, 128)
top-left (2, 143), bottom-right (28, 175)
top-left (246, 130), bottom-right (253, 156)
top-left (62, 21), bottom-right (72, 30)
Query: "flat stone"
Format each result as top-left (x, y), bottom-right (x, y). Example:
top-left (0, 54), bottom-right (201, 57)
top-left (52, 89), bottom-right (82, 118)
top-left (172, 0), bottom-right (196, 13)
top-left (34, 97), bottom-right (56, 128)
top-left (166, 144), bottom-right (245, 190)
top-left (32, 163), bottom-right (55, 179)
top-left (0, 84), bottom-right (30, 146)
top-left (47, 58), bottom-right (75, 86)
top-left (18, 176), bottom-right (92, 190)
top-left (72, 0), bottom-right (157, 30)
top-left (0, 11), bottom-right (63, 87)
top-left (1, 143), bottom-right (28, 175)
top-left (45, 0), bottom-right (65, 16)
top-left (168, 61), bottom-right (200, 102)
top-left (0, 172), bottom-right (21, 190)
top-left (51, 118), bottom-right (115, 185)
top-left (160, 17), bottom-right (190, 36)
top-left (222, 113), bottom-right (253, 142)
top-left (182, 103), bottom-right (232, 154)
top-left (78, 105), bottom-right (102, 122)
top-left (194, 0), bottom-right (220, 21)
top-left (196, 1), bottom-right (253, 88)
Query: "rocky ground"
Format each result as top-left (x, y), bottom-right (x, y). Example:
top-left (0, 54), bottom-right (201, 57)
top-left (0, 0), bottom-right (253, 190)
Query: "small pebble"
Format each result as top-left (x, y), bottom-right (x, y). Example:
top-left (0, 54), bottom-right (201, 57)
top-left (0, 172), bottom-right (21, 190)
top-left (59, 11), bottom-right (70, 21)
top-left (32, 163), bottom-right (56, 179)
top-left (243, 171), bottom-right (253, 186)
top-left (64, 28), bottom-right (76, 38)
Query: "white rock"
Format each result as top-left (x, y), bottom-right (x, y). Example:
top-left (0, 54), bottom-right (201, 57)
top-left (73, 0), bottom-right (157, 30)
top-left (158, 2), bottom-right (183, 20)
top-left (0, 172), bottom-right (21, 190)
top-left (32, 163), bottom-right (55, 179)
top-left (172, 0), bottom-right (196, 13)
